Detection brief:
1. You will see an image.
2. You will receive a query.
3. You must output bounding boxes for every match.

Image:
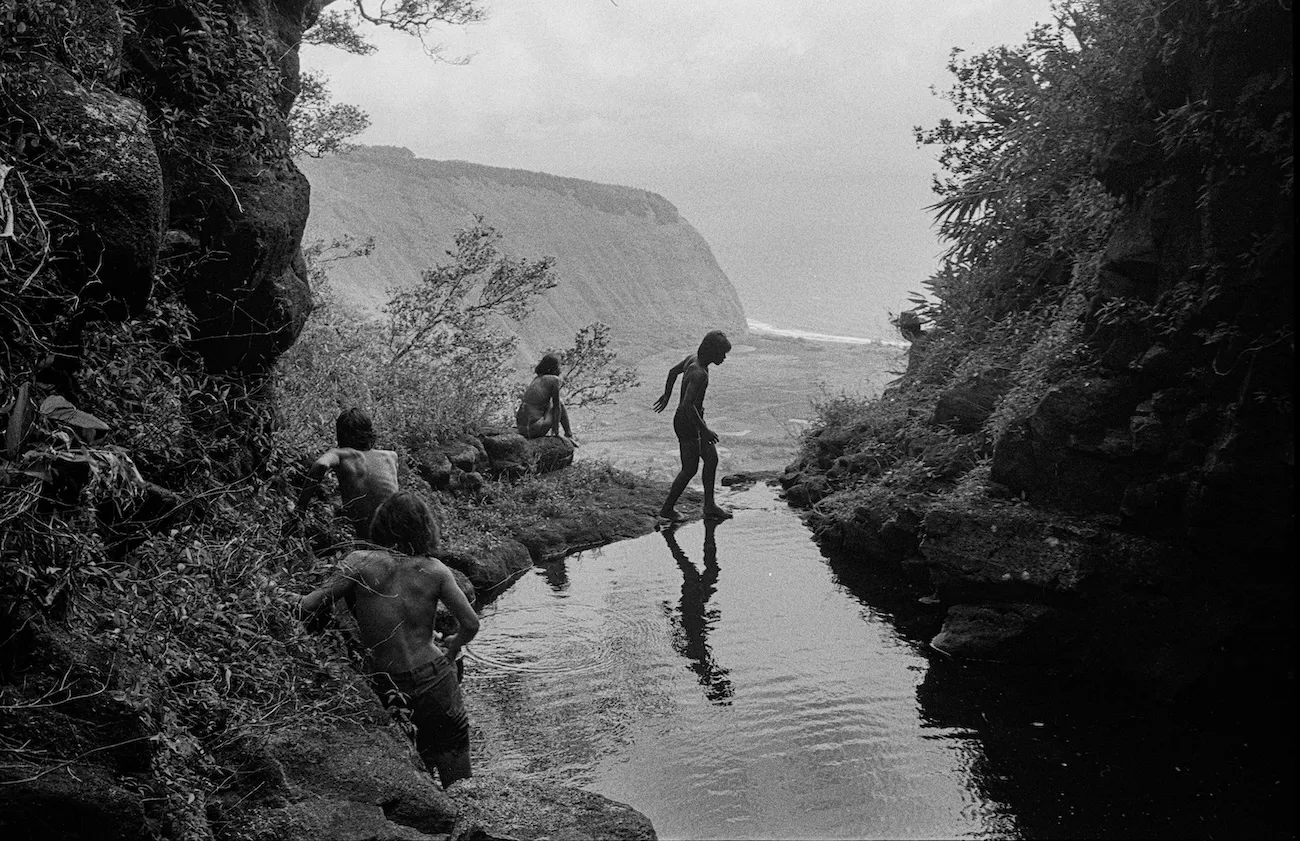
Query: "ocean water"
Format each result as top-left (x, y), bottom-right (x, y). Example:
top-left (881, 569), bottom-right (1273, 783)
top-left (734, 278), bottom-right (915, 345)
top-left (571, 332), bottom-right (908, 479)
top-left (746, 318), bottom-right (909, 348)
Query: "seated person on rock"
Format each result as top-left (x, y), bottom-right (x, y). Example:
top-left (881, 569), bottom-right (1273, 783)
top-left (295, 408), bottom-right (399, 542)
top-left (515, 352), bottom-right (578, 445)
top-left (295, 492), bottom-right (479, 788)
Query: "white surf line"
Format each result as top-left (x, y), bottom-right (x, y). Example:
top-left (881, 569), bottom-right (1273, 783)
top-left (746, 319), bottom-right (908, 348)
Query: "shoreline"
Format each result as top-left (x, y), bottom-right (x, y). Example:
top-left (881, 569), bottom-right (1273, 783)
top-left (570, 333), bottom-right (908, 480)
top-left (745, 318), bottom-right (909, 348)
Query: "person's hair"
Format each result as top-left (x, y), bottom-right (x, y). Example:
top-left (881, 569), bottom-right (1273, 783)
top-left (336, 408), bottom-right (376, 450)
top-left (698, 330), bottom-right (731, 358)
top-left (369, 492), bottom-right (441, 556)
top-left (535, 352), bottom-right (562, 376)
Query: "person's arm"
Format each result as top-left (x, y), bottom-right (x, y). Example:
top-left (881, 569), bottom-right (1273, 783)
top-left (681, 368), bottom-right (718, 444)
top-left (294, 550), bottom-right (364, 622)
top-left (652, 357), bottom-right (688, 413)
top-left (435, 565), bottom-right (479, 659)
top-left (295, 450), bottom-right (340, 512)
top-left (548, 378), bottom-right (563, 437)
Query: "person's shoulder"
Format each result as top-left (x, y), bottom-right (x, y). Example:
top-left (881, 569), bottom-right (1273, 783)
top-left (413, 555), bottom-right (457, 581)
top-left (342, 547), bottom-right (390, 572)
top-left (314, 446), bottom-right (346, 463)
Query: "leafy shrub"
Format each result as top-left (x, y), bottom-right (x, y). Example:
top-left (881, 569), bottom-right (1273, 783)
top-left (275, 217), bottom-right (639, 458)
top-left (913, 0), bottom-right (1145, 331)
top-left (274, 219), bottom-right (550, 455)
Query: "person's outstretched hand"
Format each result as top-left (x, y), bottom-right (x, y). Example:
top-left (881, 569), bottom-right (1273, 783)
top-left (652, 394), bottom-right (670, 413)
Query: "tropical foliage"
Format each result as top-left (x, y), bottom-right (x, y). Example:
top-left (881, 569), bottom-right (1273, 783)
top-left (275, 217), bottom-right (639, 458)
top-left (808, 0), bottom-right (1292, 501)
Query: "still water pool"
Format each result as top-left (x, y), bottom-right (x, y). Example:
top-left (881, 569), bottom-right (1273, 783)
top-left (458, 484), bottom-right (1291, 840)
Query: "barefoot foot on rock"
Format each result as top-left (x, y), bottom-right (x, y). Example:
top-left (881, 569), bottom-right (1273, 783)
top-left (703, 506), bottom-right (733, 521)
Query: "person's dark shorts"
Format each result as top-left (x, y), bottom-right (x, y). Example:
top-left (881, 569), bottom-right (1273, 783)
top-left (673, 409), bottom-right (705, 445)
top-left (371, 655), bottom-right (470, 762)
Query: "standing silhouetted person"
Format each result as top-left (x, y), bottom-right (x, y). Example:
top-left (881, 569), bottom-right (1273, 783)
top-left (515, 352), bottom-right (577, 445)
top-left (296, 492), bottom-right (479, 787)
top-left (653, 330), bottom-right (732, 522)
top-left (295, 408), bottom-right (400, 541)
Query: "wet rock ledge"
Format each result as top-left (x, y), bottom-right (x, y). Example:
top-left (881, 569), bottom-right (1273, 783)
top-left (413, 430), bottom-right (701, 598)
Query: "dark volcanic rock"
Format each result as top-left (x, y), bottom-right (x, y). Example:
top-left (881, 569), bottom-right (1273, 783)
top-left (932, 367), bottom-right (1012, 433)
top-left (989, 375), bottom-right (1156, 514)
top-left (449, 772), bottom-right (656, 841)
top-left (783, 475), bottom-right (830, 508)
top-left (480, 430), bottom-right (576, 478)
top-left (0, 762), bottom-right (152, 841)
top-left (24, 65), bottom-right (164, 318)
top-left (6, 0), bottom-right (315, 373)
top-left (184, 164), bottom-right (313, 371)
top-left (211, 719), bottom-right (457, 840)
top-left (442, 538), bottom-right (534, 597)
top-left (509, 478), bottom-right (691, 563)
top-left (930, 602), bottom-right (1057, 661)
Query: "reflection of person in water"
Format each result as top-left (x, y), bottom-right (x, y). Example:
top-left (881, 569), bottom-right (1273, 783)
top-left (661, 521), bottom-right (733, 704)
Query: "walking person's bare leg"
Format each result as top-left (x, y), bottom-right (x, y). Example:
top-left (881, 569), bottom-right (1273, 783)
top-left (701, 443), bottom-right (732, 520)
top-left (660, 438), bottom-right (699, 520)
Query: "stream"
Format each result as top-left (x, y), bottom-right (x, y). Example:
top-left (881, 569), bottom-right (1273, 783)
top-left (458, 483), bottom-right (1291, 840)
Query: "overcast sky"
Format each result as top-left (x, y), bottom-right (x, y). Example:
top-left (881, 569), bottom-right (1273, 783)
top-left (305, 0), bottom-right (1055, 340)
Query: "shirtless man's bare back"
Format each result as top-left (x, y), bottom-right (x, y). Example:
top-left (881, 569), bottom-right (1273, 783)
top-left (515, 353), bottom-right (577, 444)
top-left (297, 492), bottom-right (479, 787)
top-left (296, 408), bottom-right (399, 540)
top-left (653, 330), bottom-right (733, 522)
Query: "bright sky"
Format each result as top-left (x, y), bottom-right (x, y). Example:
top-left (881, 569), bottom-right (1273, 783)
top-left (305, 0), bottom-right (1055, 340)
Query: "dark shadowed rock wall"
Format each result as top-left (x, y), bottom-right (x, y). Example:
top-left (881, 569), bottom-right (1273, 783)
top-left (780, 0), bottom-right (1293, 701)
top-left (4, 0), bottom-right (313, 378)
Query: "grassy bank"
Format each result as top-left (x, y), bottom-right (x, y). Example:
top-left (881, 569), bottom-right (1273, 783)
top-left (0, 293), bottom-right (679, 828)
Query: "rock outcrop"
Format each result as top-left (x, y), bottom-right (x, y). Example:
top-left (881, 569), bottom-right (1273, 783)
top-left (449, 774), bottom-right (657, 841)
top-left (3, 0), bottom-right (314, 378)
top-left (413, 429), bottom-right (577, 497)
top-left (298, 146), bottom-right (748, 362)
top-left (782, 0), bottom-right (1293, 701)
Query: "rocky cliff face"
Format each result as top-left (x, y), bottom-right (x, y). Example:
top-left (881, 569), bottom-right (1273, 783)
top-left (298, 145), bottom-right (748, 362)
top-left (780, 0), bottom-right (1293, 701)
top-left (2, 0), bottom-right (313, 380)
top-left (0, 5), bottom-right (660, 839)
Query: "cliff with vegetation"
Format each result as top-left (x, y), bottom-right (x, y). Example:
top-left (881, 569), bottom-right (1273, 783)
top-left (0, 2), bottom-right (657, 839)
top-left (782, 0), bottom-right (1292, 703)
top-left (298, 145), bottom-right (748, 362)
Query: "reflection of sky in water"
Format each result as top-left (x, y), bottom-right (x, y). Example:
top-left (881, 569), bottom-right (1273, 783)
top-left (463, 483), bottom-right (1292, 839)
top-left (462, 485), bottom-right (1011, 839)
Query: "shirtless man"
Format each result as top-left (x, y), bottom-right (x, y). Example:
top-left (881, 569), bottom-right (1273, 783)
top-left (295, 408), bottom-right (399, 541)
top-left (515, 352), bottom-right (577, 445)
top-left (652, 330), bottom-right (733, 522)
top-left (296, 492), bottom-right (479, 787)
